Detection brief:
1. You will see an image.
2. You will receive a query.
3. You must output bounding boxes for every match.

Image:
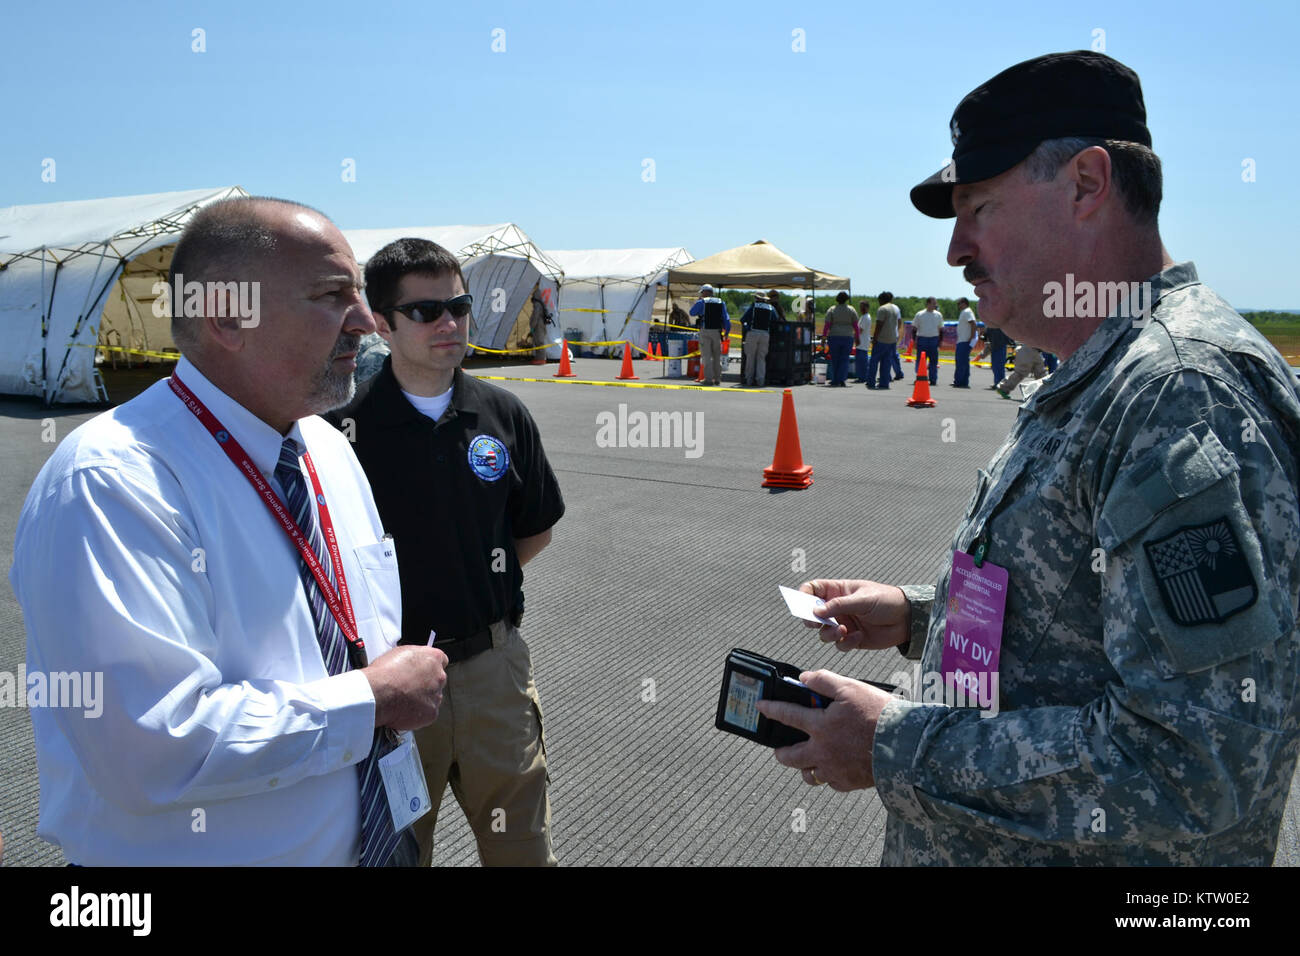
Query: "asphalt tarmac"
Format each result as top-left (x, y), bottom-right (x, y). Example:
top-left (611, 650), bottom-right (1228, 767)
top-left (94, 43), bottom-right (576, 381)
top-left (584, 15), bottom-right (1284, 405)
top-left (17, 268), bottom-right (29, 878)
top-left (2, 353), bottom-right (1296, 866)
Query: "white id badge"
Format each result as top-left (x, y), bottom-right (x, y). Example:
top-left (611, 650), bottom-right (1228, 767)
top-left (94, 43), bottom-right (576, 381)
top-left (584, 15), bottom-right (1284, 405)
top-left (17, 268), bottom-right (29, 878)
top-left (378, 732), bottom-right (432, 832)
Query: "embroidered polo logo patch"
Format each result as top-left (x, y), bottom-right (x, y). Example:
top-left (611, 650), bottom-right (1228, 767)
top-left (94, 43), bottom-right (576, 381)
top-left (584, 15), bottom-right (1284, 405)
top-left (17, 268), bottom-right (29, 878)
top-left (1143, 518), bottom-right (1257, 626)
top-left (467, 434), bottom-right (509, 482)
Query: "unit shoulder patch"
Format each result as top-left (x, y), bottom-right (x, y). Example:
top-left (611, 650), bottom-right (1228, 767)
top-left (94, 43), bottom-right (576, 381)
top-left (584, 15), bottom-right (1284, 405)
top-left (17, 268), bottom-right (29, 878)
top-left (1142, 517), bottom-right (1257, 626)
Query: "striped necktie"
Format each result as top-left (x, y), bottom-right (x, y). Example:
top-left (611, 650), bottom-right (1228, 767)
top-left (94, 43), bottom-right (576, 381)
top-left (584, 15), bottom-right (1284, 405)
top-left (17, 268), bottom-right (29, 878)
top-left (275, 437), bottom-right (415, 867)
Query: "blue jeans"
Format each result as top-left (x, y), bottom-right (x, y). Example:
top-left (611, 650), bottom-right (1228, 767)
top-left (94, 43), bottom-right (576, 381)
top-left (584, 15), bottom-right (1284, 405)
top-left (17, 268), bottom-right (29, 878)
top-left (891, 348), bottom-right (903, 378)
top-left (953, 342), bottom-right (971, 386)
top-left (828, 336), bottom-right (852, 385)
top-left (991, 343), bottom-right (1007, 385)
top-left (917, 335), bottom-right (939, 384)
top-left (869, 341), bottom-right (898, 388)
top-left (854, 342), bottom-right (870, 380)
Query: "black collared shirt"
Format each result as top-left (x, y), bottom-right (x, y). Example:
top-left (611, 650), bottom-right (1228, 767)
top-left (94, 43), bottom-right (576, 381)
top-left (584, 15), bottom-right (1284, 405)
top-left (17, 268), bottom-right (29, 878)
top-left (329, 358), bottom-right (565, 644)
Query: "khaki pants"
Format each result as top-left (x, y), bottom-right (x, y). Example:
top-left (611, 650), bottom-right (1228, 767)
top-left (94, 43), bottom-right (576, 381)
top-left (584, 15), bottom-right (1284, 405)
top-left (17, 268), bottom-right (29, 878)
top-left (698, 329), bottom-right (723, 385)
top-left (411, 620), bottom-right (555, 866)
top-left (744, 329), bottom-right (770, 385)
top-left (1001, 347), bottom-right (1046, 393)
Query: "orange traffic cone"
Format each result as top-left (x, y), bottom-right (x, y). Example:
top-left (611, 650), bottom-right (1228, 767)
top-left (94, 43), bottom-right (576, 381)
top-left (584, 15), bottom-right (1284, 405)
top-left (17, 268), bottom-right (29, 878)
top-left (762, 390), bottom-right (814, 489)
top-left (907, 351), bottom-right (936, 408)
top-left (906, 336), bottom-right (915, 360)
top-left (616, 341), bottom-right (639, 380)
top-left (554, 340), bottom-right (577, 377)
top-left (722, 333), bottom-right (731, 355)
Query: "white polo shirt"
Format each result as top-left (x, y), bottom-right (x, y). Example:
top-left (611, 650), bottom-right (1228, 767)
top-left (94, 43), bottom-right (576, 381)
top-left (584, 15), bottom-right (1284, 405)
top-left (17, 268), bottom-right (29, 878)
top-left (913, 309), bottom-right (945, 338)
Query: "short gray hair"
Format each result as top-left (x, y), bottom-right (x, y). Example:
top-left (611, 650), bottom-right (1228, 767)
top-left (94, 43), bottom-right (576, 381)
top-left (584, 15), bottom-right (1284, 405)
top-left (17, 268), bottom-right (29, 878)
top-left (168, 196), bottom-right (323, 353)
top-left (1022, 137), bottom-right (1162, 227)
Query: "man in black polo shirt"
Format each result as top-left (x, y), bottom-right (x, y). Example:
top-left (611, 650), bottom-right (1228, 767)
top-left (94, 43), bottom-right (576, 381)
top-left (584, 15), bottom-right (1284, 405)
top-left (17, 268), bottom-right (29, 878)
top-left (331, 238), bottom-right (565, 866)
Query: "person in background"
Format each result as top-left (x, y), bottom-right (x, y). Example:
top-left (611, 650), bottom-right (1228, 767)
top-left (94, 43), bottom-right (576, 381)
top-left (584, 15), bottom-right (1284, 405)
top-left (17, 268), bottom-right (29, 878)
top-left (952, 296), bottom-right (978, 387)
top-left (912, 296), bottom-right (944, 386)
top-left (767, 290), bottom-right (786, 324)
top-left (689, 284), bottom-right (730, 386)
top-left (979, 324), bottom-right (1011, 389)
top-left (822, 292), bottom-right (859, 387)
top-left (740, 292), bottom-right (777, 387)
top-left (995, 343), bottom-right (1047, 398)
top-left (867, 291), bottom-right (903, 390)
top-left (855, 299), bottom-right (873, 381)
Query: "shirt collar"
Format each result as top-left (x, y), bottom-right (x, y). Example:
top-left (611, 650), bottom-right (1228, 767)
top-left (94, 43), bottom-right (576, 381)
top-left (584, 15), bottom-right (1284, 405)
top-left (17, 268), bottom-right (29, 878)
top-left (1020, 261), bottom-right (1201, 416)
top-left (370, 357), bottom-right (474, 429)
top-left (172, 355), bottom-right (306, 480)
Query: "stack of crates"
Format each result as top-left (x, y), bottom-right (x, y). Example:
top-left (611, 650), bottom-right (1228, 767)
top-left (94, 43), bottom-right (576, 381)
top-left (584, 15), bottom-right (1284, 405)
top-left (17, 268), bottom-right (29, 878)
top-left (766, 321), bottom-right (813, 386)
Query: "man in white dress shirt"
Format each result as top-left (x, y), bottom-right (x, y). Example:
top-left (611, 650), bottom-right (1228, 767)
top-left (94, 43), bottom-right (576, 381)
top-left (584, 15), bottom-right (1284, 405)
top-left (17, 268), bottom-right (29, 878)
top-left (10, 197), bottom-right (448, 865)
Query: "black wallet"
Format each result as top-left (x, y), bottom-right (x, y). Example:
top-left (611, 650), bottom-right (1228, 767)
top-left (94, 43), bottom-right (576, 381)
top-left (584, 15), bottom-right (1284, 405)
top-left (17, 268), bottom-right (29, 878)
top-left (714, 647), bottom-right (897, 748)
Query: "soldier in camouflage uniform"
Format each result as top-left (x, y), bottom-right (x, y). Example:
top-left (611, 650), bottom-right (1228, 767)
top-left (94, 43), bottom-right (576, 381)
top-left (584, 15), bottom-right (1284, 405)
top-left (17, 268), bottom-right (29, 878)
top-left (758, 51), bottom-right (1300, 865)
top-left (353, 331), bottom-right (391, 387)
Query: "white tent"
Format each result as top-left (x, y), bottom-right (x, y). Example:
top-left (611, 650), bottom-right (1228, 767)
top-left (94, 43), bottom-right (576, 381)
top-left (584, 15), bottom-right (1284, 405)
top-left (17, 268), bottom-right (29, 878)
top-left (547, 248), bottom-right (694, 355)
top-left (0, 186), bottom-right (249, 404)
top-left (343, 224), bottom-right (564, 353)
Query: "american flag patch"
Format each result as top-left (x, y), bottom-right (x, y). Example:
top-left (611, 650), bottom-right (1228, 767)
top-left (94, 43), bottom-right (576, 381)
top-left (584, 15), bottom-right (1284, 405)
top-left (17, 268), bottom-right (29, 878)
top-left (1143, 518), bottom-right (1257, 626)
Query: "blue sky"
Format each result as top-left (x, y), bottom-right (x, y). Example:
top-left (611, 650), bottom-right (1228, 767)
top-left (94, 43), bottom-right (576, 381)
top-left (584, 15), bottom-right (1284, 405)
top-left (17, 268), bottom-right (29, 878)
top-left (3, 0), bottom-right (1297, 307)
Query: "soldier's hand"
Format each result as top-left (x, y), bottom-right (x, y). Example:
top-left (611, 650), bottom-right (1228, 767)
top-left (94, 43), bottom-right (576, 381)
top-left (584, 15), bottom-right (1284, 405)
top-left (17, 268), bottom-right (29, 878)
top-left (759, 669), bottom-right (894, 791)
top-left (798, 579), bottom-right (910, 652)
top-left (364, 645), bottom-right (449, 732)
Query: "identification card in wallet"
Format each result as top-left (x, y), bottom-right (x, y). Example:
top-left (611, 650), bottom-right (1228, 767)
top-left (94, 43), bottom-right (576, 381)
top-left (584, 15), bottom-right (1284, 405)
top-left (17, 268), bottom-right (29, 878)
top-left (714, 648), bottom-right (897, 748)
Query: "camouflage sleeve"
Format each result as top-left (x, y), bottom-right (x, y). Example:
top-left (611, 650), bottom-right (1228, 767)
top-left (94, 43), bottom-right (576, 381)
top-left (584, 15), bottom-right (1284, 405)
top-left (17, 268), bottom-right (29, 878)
top-left (353, 333), bottom-right (390, 387)
top-left (896, 584), bottom-right (934, 660)
top-left (873, 368), bottom-right (1300, 852)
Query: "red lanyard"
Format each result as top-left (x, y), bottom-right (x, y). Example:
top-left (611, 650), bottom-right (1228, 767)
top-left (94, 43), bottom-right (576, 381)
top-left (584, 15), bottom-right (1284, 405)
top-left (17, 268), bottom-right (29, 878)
top-left (169, 374), bottom-right (363, 653)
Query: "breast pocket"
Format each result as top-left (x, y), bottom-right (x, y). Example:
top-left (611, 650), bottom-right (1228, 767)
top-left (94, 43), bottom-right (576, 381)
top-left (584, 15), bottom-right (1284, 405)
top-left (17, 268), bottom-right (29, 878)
top-left (352, 538), bottom-right (403, 658)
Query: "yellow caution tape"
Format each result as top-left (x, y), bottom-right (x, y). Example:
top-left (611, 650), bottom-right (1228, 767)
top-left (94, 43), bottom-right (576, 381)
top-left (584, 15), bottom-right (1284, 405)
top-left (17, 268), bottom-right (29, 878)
top-left (71, 343), bottom-right (181, 360)
top-left (470, 374), bottom-right (772, 393)
top-left (469, 342), bottom-right (552, 354)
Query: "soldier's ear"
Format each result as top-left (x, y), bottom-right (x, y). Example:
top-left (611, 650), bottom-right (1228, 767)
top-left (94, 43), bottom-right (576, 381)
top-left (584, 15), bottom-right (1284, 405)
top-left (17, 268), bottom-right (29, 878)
top-left (1069, 146), bottom-right (1111, 221)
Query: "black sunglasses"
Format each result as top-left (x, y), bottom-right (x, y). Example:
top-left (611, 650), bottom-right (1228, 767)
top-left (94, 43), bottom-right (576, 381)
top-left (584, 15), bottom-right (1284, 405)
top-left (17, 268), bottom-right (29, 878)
top-left (385, 294), bottom-right (473, 323)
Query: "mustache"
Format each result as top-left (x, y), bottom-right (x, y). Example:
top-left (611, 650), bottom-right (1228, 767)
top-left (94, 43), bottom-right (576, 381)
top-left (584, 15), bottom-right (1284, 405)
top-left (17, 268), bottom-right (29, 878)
top-left (963, 263), bottom-right (989, 284)
top-left (329, 334), bottom-right (361, 359)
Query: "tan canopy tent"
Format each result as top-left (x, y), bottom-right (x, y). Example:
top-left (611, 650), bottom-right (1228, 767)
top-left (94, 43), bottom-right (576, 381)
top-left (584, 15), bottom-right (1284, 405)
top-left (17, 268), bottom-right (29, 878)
top-left (666, 239), bottom-right (848, 297)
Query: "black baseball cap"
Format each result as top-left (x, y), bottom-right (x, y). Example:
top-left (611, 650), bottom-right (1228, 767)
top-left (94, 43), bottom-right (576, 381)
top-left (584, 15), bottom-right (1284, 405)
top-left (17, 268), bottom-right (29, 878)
top-left (910, 51), bottom-right (1152, 219)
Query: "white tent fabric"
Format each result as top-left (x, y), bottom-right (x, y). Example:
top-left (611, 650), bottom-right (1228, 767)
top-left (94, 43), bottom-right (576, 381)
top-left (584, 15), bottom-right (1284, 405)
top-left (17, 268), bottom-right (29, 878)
top-left (547, 248), bottom-right (693, 355)
top-left (0, 186), bottom-right (249, 403)
top-left (342, 224), bottom-right (564, 352)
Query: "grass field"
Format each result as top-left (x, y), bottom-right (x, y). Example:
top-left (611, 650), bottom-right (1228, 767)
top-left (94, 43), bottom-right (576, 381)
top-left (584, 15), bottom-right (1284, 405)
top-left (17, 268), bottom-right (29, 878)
top-left (1252, 323), bottom-right (1300, 366)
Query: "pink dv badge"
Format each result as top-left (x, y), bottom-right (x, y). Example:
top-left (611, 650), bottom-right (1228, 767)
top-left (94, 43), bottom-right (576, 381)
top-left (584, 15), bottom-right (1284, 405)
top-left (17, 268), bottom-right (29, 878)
top-left (940, 550), bottom-right (1008, 713)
